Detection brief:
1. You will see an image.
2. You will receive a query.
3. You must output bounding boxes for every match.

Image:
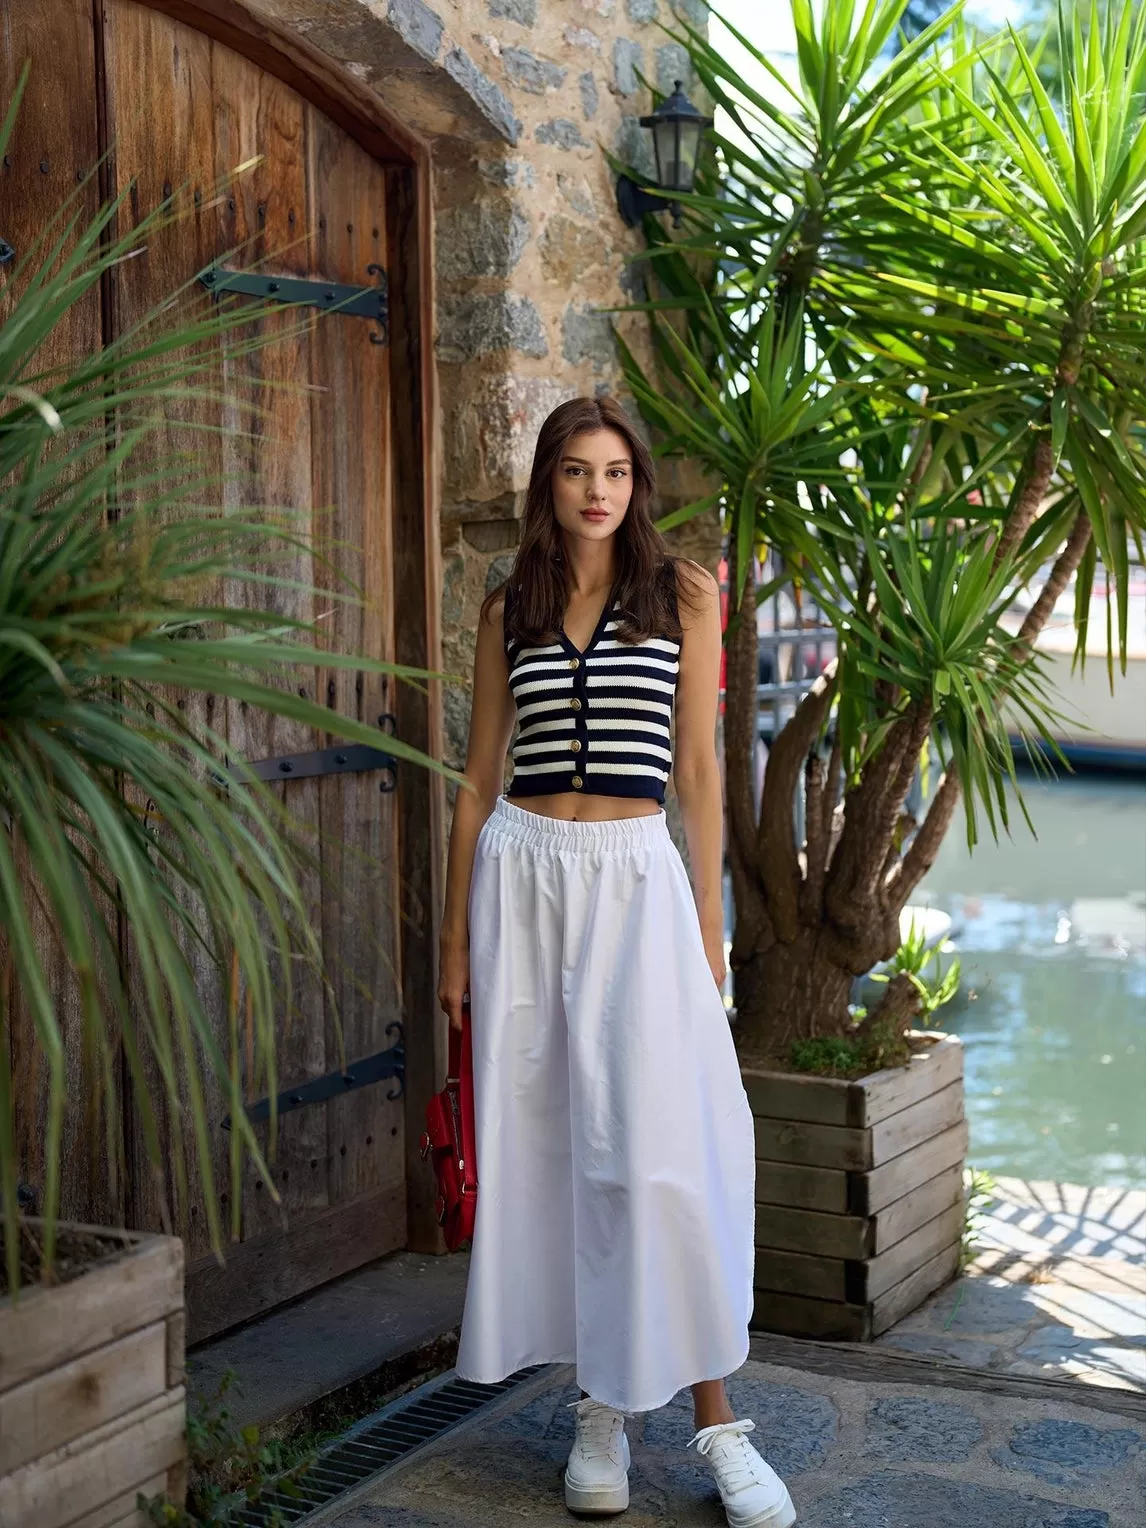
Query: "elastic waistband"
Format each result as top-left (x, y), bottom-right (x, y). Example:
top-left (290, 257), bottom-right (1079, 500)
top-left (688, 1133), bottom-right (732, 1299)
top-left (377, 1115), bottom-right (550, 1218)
top-left (486, 794), bottom-right (670, 850)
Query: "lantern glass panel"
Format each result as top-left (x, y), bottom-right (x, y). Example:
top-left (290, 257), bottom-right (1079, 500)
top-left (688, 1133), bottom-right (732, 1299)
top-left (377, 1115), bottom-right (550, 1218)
top-left (653, 116), bottom-right (702, 193)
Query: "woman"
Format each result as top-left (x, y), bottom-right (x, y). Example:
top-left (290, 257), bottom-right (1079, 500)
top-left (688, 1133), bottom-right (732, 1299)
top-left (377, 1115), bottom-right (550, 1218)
top-left (437, 396), bottom-right (796, 1528)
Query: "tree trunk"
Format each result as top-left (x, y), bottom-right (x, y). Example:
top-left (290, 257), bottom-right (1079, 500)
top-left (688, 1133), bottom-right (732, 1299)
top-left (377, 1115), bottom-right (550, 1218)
top-left (734, 930), bottom-right (854, 1061)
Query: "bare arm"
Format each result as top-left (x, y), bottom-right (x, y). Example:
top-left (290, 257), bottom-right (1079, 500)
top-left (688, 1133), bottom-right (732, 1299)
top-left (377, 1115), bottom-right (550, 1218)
top-left (672, 561), bottom-right (726, 989)
top-left (437, 591), bottom-right (517, 1032)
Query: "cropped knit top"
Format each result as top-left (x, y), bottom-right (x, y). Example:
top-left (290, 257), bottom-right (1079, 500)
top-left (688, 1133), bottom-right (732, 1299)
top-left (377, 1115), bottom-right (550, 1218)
top-left (502, 575), bottom-right (682, 802)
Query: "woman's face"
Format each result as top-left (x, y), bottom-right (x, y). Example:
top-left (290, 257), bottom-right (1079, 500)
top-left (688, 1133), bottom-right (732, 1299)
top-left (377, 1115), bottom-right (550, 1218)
top-left (551, 427), bottom-right (634, 548)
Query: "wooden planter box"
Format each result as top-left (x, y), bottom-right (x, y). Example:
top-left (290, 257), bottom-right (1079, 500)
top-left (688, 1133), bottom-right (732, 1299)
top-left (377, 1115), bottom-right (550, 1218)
top-left (745, 1032), bottom-right (967, 1342)
top-left (0, 1222), bottom-right (186, 1528)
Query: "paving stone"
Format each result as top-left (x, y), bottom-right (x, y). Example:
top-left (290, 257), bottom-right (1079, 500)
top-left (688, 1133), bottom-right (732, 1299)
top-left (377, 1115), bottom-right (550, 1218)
top-left (865, 1395), bottom-right (983, 1463)
top-left (799, 1470), bottom-right (1111, 1528)
top-left (898, 1275), bottom-right (1047, 1336)
top-left (643, 1379), bottom-right (837, 1478)
top-left (876, 1327), bottom-right (1004, 1368)
top-left (328, 1511), bottom-right (472, 1528)
top-left (992, 1418), bottom-right (1144, 1488)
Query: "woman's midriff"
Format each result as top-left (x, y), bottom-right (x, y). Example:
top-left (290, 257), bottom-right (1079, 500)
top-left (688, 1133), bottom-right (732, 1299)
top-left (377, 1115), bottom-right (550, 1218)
top-left (505, 791), bottom-right (663, 823)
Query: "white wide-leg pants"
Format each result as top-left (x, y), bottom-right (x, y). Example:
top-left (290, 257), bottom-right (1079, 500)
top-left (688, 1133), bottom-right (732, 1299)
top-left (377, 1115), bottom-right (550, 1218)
top-left (454, 794), bottom-right (756, 1414)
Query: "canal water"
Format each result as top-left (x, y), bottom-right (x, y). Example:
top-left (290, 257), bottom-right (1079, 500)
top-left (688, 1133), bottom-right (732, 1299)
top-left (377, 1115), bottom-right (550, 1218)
top-left (918, 772), bottom-right (1146, 1189)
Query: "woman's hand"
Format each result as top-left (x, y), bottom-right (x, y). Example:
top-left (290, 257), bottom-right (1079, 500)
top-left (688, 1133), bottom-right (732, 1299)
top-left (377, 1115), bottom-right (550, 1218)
top-left (438, 937), bottom-right (471, 1034)
top-left (702, 927), bottom-right (727, 992)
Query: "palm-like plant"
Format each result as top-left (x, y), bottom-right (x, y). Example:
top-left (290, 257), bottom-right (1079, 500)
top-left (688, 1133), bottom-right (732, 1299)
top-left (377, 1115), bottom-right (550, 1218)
top-left (619, 1), bottom-right (1146, 1064)
top-left (0, 82), bottom-right (452, 1289)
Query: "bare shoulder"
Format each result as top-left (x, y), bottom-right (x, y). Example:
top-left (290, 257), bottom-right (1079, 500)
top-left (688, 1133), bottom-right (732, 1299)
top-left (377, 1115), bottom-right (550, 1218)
top-left (673, 557), bottom-right (720, 628)
top-left (479, 586), bottom-right (507, 632)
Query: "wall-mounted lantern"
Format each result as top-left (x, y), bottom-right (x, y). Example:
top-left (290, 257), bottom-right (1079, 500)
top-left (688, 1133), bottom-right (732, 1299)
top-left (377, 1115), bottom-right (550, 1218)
top-left (616, 80), bottom-right (713, 230)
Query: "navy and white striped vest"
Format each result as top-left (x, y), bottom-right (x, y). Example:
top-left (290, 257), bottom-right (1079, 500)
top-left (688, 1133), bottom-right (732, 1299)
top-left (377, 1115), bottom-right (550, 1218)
top-left (503, 580), bottom-right (681, 803)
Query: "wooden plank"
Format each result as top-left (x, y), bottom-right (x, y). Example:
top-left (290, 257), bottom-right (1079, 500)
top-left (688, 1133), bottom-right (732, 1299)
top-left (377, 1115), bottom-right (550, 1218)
top-left (873, 1163), bottom-right (965, 1256)
top-left (742, 1068), bottom-right (851, 1127)
top-left (862, 1201), bottom-right (966, 1303)
top-left (755, 1160), bottom-right (848, 1214)
top-left (0, 1322), bottom-right (167, 1475)
top-left (851, 1032), bottom-right (963, 1128)
top-left (858, 1119), bottom-right (968, 1215)
top-left (747, 1331), bottom-right (1146, 1423)
top-left (871, 1236), bottom-right (961, 1337)
top-left (753, 1247), bottom-right (847, 1302)
top-left (185, 1179), bottom-right (405, 1343)
top-left (754, 1115), bottom-right (870, 1172)
top-left (751, 1289), bottom-right (870, 1343)
top-left (387, 158), bottom-right (443, 1254)
top-left (66, 1473), bottom-right (166, 1528)
top-left (870, 1080), bottom-right (964, 1168)
top-left (306, 105), bottom-right (405, 1216)
top-left (0, 1232), bottom-right (182, 1394)
top-left (0, 1389), bottom-right (184, 1528)
top-left (1, 0), bottom-right (119, 1231)
top-left (165, 1310), bottom-right (186, 1390)
top-left (754, 1204), bottom-right (869, 1260)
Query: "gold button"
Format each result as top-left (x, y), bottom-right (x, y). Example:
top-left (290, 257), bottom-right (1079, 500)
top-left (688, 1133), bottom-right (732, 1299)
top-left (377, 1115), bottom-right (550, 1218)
top-left (570, 739), bottom-right (581, 753)
top-left (568, 656), bottom-right (580, 669)
top-left (570, 697), bottom-right (582, 711)
top-left (572, 775), bottom-right (583, 789)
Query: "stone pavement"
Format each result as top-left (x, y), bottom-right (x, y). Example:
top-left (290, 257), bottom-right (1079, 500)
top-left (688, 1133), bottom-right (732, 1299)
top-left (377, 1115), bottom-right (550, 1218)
top-left (879, 1178), bottom-right (1146, 1391)
top-left (310, 1350), bottom-right (1146, 1528)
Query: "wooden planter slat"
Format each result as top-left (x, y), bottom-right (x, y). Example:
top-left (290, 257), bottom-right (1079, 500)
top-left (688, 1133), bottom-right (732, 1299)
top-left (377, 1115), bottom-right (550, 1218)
top-left (753, 1116), bottom-right (869, 1171)
top-left (863, 1200), bottom-right (966, 1303)
top-left (0, 1321), bottom-right (168, 1476)
top-left (755, 1161), bottom-right (848, 1214)
top-left (868, 1081), bottom-right (963, 1167)
top-left (873, 1163), bottom-right (965, 1255)
top-left (0, 1232), bottom-right (182, 1392)
top-left (851, 1034), bottom-right (963, 1128)
top-left (858, 1119), bottom-right (969, 1216)
top-left (67, 1473), bottom-right (167, 1528)
top-left (871, 1237), bottom-right (962, 1337)
top-left (742, 1034), bottom-right (964, 1130)
top-left (747, 1034), bottom-right (967, 1342)
top-left (752, 1247), bottom-right (850, 1302)
top-left (0, 1222), bottom-right (186, 1528)
top-left (0, 1388), bottom-right (185, 1528)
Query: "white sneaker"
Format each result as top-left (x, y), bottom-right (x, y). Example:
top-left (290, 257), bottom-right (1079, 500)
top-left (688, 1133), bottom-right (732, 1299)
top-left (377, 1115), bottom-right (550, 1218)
top-left (688, 1418), bottom-right (796, 1528)
top-left (564, 1396), bottom-right (631, 1515)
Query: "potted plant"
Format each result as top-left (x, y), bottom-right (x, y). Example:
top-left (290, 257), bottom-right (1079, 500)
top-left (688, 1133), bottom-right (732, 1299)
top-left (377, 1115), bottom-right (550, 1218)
top-left (619, 0), bottom-right (1146, 1337)
top-left (0, 79), bottom-right (446, 1521)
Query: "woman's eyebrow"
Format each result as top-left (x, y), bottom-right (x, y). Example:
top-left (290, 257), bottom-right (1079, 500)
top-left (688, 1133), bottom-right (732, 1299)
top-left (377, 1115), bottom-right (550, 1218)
top-left (561, 455), bottom-right (632, 465)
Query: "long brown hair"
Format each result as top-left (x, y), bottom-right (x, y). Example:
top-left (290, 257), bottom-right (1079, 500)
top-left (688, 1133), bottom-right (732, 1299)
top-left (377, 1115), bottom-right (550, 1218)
top-left (482, 395), bottom-right (695, 650)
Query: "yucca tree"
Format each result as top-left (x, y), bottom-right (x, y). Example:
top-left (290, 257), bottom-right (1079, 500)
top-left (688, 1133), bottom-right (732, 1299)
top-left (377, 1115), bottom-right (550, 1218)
top-left (619, 1), bottom-right (1146, 1066)
top-left (0, 82), bottom-right (452, 1289)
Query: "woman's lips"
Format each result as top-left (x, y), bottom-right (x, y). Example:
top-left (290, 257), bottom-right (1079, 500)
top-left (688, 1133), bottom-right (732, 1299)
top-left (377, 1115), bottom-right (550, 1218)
top-left (581, 509), bottom-right (609, 521)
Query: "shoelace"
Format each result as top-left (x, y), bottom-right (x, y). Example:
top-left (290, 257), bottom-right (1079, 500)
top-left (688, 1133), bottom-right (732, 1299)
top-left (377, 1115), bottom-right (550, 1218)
top-left (688, 1418), bottom-right (763, 1494)
top-left (566, 1397), bottom-right (625, 1461)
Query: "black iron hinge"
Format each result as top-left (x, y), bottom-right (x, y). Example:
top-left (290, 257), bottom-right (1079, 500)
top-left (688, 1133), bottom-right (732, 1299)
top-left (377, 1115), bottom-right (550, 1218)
top-left (223, 1021), bottom-right (405, 1130)
top-left (198, 263), bottom-right (388, 345)
top-left (217, 713), bottom-right (398, 793)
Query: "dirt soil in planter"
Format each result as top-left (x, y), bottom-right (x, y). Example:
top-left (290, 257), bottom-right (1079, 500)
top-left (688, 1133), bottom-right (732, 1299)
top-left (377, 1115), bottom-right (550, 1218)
top-left (0, 1219), bottom-right (135, 1297)
top-left (735, 1030), bottom-right (938, 1080)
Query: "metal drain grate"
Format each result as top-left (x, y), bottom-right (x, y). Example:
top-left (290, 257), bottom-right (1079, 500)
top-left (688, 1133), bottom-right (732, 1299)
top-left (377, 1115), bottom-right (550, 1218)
top-left (235, 1365), bottom-right (548, 1526)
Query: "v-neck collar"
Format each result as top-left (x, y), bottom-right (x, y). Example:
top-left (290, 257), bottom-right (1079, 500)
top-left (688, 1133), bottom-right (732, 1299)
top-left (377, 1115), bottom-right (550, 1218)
top-left (559, 584), bottom-right (618, 659)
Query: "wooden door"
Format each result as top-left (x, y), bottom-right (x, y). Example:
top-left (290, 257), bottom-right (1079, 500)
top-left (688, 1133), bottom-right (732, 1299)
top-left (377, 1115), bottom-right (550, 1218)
top-left (3, 0), bottom-right (440, 1342)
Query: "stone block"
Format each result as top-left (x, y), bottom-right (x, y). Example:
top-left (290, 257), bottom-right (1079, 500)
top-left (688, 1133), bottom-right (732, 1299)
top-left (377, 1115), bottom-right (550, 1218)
top-left (387, 0), bottom-right (444, 62)
top-left (436, 202), bottom-right (530, 281)
top-left (557, 173), bottom-right (596, 215)
top-left (540, 214), bottom-right (608, 285)
top-left (655, 41), bottom-right (692, 93)
top-left (562, 303), bottom-right (616, 369)
top-left (613, 37), bottom-right (643, 95)
top-left (488, 0), bottom-right (536, 24)
top-left (580, 70), bottom-right (599, 119)
top-left (437, 292), bottom-right (548, 361)
top-left (993, 1418), bottom-right (1143, 1489)
top-left (536, 117), bottom-right (589, 150)
top-left (615, 113), bottom-right (657, 178)
top-left (865, 1395), bottom-right (983, 1463)
top-left (564, 27), bottom-right (601, 50)
top-left (627, 0), bottom-right (659, 22)
top-left (445, 46), bottom-right (522, 143)
top-left (503, 45), bottom-right (567, 95)
top-left (800, 1470), bottom-right (1110, 1528)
